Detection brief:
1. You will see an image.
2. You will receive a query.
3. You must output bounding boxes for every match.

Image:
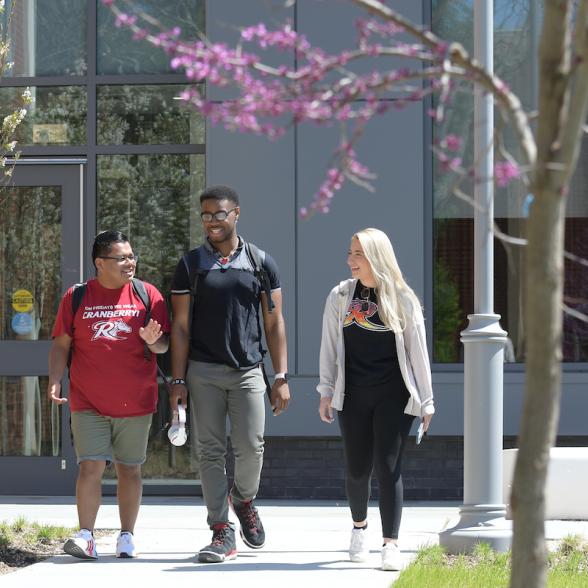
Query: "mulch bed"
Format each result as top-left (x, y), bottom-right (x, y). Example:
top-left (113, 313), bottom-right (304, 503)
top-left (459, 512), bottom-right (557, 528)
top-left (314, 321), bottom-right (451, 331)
top-left (0, 529), bottom-right (113, 575)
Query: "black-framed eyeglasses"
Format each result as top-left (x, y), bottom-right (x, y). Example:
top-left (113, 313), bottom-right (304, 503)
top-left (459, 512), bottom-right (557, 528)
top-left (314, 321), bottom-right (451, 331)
top-left (200, 207), bottom-right (238, 223)
top-left (97, 254), bottom-right (139, 264)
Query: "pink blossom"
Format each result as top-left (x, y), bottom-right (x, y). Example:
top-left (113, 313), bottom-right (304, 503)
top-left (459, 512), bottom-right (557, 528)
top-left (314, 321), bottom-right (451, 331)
top-left (443, 134), bottom-right (462, 152)
top-left (114, 13), bottom-right (137, 28)
top-left (494, 161), bottom-right (520, 187)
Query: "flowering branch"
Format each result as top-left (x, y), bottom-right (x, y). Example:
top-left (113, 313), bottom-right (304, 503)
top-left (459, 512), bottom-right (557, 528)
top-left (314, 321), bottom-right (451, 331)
top-left (103, 0), bottom-right (535, 216)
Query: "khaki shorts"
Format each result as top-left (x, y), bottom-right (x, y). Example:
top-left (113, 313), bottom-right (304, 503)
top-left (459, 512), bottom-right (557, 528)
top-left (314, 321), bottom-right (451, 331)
top-left (71, 411), bottom-right (152, 466)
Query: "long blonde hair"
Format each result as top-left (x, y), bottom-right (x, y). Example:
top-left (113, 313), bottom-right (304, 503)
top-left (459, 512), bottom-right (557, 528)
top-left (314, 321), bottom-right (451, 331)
top-left (354, 228), bottom-right (421, 332)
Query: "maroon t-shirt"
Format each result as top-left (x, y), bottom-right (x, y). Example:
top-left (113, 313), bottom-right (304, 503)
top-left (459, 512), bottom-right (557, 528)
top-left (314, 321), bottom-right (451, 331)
top-left (51, 278), bottom-right (170, 417)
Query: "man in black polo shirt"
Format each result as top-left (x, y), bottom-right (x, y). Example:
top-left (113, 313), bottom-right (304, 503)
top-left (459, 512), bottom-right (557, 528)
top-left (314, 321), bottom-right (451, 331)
top-left (170, 185), bottom-right (290, 563)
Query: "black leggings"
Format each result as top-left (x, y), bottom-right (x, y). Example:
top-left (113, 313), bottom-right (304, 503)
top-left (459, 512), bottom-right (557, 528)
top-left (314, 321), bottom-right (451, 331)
top-left (338, 383), bottom-right (414, 539)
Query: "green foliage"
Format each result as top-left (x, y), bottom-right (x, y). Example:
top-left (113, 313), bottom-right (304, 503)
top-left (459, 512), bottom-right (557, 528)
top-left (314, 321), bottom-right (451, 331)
top-left (433, 260), bottom-right (463, 362)
top-left (11, 515), bottom-right (27, 533)
top-left (0, 519), bottom-right (72, 549)
top-left (396, 539), bottom-right (588, 588)
top-left (30, 523), bottom-right (70, 544)
top-left (0, 522), bottom-right (12, 549)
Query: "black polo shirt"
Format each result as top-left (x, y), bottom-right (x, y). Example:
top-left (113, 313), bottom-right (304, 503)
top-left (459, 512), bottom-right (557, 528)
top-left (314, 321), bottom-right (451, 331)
top-left (171, 237), bottom-right (281, 369)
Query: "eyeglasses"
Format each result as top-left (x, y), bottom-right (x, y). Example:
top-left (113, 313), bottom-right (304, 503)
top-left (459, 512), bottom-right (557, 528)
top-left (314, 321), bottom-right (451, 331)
top-left (200, 207), bottom-right (238, 223)
top-left (97, 254), bottom-right (139, 264)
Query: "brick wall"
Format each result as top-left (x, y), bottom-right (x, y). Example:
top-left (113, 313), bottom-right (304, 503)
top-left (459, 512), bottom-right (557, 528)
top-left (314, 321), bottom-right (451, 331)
top-left (223, 436), bottom-right (588, 501)
top-left (226, 436), bottom-right (466, 501)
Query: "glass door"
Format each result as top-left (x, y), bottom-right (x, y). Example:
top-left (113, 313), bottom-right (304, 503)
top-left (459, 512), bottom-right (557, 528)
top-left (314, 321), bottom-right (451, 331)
top-left (0, 161), bottom-right (84, 494)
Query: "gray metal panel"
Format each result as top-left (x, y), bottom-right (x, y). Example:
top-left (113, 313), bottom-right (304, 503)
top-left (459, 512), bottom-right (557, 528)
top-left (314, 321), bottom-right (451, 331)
top-left (206, 124), bottom-right (296, 374)
top-left (297, 0), bottom-right (423, 97)
top-left (0, 343), bottom-right (52, 375)
top-left (265, 377), bottom-right (340, 436)
top-left (0, 457), bottom-right (76, 495)
top-left (266, 104), bottom-right (425, 436)
top-left (297, 104), bottom-right (425, 377)
top-left (421, 370), bottom-right (588, 436)
top-left (206, 0), bottom-right (294, 102)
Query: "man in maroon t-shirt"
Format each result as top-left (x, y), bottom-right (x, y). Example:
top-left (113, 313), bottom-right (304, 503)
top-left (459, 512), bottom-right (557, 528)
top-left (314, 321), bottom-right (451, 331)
top-left (48, 230), bottom-right (170, 561)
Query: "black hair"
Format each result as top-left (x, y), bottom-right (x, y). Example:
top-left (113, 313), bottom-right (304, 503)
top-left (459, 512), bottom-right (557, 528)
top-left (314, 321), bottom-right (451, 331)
top-left (199, 185), bottom-right (240, 206)
top-left (92, 230), bottom-right (130, 268)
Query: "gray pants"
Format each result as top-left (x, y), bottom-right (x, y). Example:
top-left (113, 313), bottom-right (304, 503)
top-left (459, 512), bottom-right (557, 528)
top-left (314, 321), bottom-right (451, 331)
top-left (187, 360), bottom-right (266, 527)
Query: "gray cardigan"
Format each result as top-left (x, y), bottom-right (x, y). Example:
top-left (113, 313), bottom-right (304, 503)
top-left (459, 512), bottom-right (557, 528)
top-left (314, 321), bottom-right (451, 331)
top-left (316, 278), bottom-right (435, 417)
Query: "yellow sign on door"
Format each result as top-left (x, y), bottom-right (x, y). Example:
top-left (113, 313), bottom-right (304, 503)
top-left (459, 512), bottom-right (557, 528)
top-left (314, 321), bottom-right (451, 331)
top-left (12, 289), bottom-right (34, 312)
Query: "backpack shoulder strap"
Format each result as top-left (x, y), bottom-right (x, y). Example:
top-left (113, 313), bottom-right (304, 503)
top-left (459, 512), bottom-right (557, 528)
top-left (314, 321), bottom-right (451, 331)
top-left (183, 247), bottom-right (206, 330)
top-left (131, 278), bottom-right (153, 361)
top-left (68, 282), bottom-right (87, 368)
top-left (131, 278), bottom-right (151, 324)
top-left (71, 283), bottom-right (87, 325)
top-left (245, 242), bottom-right (275, 313)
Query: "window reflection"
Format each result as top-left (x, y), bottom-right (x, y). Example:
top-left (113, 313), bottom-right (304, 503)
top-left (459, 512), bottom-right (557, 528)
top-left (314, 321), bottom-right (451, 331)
top-left (433, 1), bottom-right (588, 363)
top-left (97, 154), bottom-right (205, 298)
top-left (0, 86), bottom-right (87, 146)
top-left (0, 186), bottom-right (61, 341)
top-left (432, 0), bottom-right (536, 363)
top-left (0, 376), bottom-right (61, 457)
top-left (97, 85), bottom-right (205, 145)
top-left (97, 0), bottom-right (204, 75)
top-left (4, 0), bottom-right (86, 76)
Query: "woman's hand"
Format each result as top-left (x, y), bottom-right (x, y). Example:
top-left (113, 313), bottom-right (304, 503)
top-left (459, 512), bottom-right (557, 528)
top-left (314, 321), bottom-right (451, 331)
top-left (422, 413), bottom-right (433, 432)
top-left (319, 396), bottom-right (334, 423)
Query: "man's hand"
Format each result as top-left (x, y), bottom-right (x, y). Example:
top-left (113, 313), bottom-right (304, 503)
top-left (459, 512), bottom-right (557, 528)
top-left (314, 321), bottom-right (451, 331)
top-left (48, 382), bottom-right (68, 405)
top-left (169, 383), bottom-right (188, 413)
top-left (270, 380), bottom-right (290, 416)
top-left (139, 319), bottom-right (163, 345)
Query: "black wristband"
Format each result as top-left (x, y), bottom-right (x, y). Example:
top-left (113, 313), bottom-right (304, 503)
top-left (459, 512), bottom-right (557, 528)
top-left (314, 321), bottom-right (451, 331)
top-left (171, 378), bottom-right (186, 386)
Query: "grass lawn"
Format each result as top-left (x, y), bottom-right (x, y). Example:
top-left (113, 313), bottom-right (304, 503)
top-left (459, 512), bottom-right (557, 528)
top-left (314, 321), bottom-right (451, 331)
top-left (395, 536), bottom-right (588, 588)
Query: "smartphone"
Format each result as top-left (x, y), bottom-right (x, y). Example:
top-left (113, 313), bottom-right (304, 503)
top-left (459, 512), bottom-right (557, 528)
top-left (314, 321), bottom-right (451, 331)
top-left (416, 421), bottom-right (426, 445)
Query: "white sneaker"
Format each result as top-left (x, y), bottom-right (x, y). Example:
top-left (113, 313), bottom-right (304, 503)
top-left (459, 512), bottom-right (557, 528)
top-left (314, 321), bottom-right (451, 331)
top-left (381, 542), bottom-right (402, 571)
top-left (349, 527), bottom-right (368, 562)
top-left (116, 531), bottom-right (138, 558)
top-left (63, 529), bottom-right (98, 560)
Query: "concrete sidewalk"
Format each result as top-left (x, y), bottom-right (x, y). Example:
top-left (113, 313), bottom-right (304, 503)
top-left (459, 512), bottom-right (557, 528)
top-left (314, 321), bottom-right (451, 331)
top-left (0, 497), bottom-right (587, 587)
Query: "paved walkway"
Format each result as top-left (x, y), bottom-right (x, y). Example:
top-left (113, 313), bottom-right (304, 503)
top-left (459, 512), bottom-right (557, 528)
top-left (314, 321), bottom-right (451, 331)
top-left (0, 497), bottom-right (586, 587)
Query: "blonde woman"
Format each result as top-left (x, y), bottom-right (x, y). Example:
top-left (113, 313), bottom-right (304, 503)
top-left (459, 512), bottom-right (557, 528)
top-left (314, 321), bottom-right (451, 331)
top-left (317, 228), bottom-right (434, 571)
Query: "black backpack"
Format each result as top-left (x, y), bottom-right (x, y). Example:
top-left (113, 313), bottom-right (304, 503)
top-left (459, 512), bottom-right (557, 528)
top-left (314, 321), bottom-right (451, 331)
top-left (71, 277), bottom-right (153, 361)
top-left (182, 241), bottom-right (275, 328)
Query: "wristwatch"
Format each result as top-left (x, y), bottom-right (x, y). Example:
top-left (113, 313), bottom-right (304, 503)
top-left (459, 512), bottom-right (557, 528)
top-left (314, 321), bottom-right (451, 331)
top-left (274, 372), bottom-right (289, 383)
top-left (170, 378), bottom-right (186, 386)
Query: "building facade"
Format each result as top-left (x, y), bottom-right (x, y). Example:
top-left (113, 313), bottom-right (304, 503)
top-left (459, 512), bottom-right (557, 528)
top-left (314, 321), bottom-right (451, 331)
top-left (1, 0), bottom-right (586, 498)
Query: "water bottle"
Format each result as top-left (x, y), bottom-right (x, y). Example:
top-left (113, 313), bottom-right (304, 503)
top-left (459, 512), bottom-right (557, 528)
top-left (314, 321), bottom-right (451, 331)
top-left (168, 404), bottom-right (187, 446)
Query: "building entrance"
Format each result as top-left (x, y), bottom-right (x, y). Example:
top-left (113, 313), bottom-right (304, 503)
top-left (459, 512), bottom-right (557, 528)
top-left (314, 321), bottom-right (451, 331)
top-left (0, 160), bottom-right (84, 494)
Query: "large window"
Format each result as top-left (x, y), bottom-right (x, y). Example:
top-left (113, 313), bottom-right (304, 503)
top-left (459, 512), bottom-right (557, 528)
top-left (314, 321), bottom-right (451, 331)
top-left (4, 0), bottom-right (87, 77)
top-left (95, 1), bottom-right (205, 484)
top-left (1, 0), bottom-right (206, 484)
top-left (97, 84), bottom-right (204, 145)
top-left (432, 1), bottom-right (588, 363)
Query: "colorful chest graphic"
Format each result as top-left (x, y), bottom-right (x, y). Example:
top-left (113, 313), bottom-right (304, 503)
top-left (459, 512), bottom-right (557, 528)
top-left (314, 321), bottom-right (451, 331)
top-left (343, 299), bottom-right (389, 331)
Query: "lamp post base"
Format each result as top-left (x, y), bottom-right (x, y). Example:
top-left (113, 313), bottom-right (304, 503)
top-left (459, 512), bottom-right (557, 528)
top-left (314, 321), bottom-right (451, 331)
top-left (439, 504), bottom-right (512, 553)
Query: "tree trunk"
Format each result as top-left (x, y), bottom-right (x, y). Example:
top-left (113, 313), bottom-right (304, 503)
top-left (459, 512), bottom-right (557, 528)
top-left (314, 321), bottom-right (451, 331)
top-left (510, 188), bottom-right (566, 588)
